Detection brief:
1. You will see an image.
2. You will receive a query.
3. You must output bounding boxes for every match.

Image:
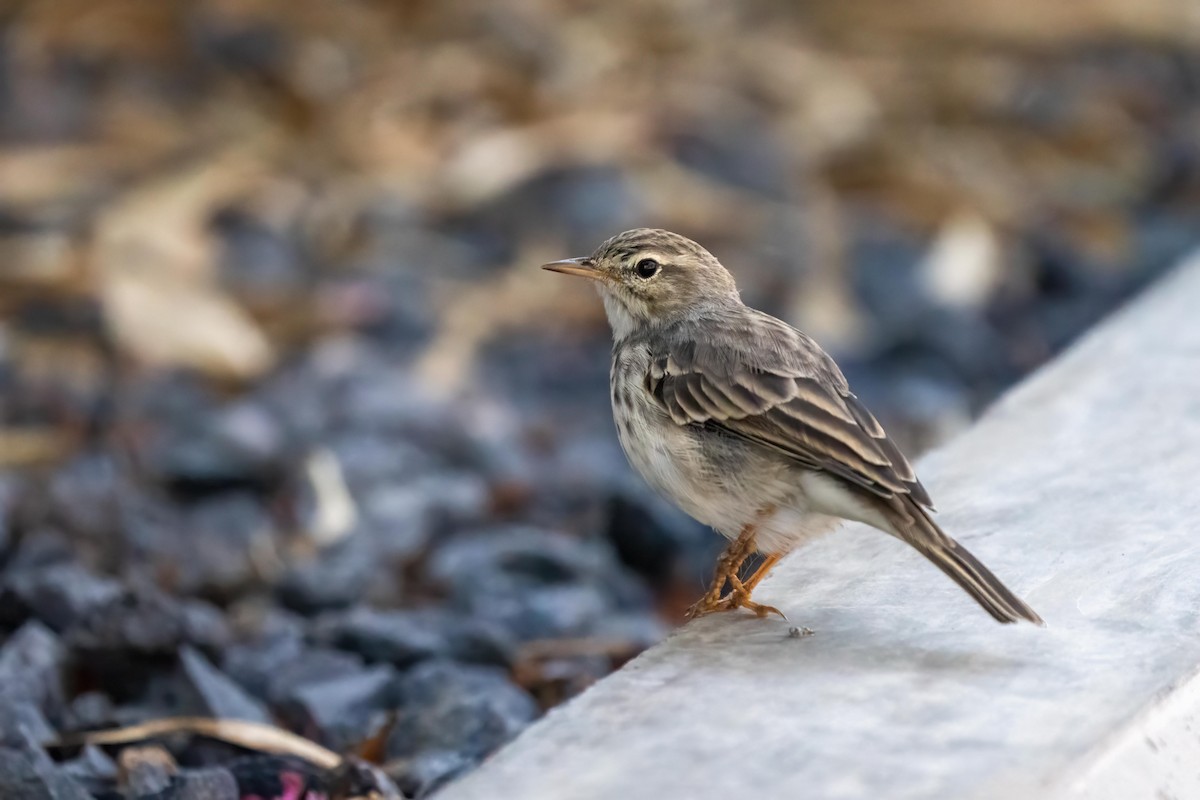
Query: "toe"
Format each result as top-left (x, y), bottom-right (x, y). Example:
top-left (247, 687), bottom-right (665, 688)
top-left (752, 603), bottom-right (787, 621)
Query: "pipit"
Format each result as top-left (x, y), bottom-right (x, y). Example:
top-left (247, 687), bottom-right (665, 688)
top-left (544, 228), bottom-right (1042, 625)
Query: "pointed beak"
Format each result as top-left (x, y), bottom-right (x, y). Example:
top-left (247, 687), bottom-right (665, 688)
top-left (541, 257), bottom-right (600, 280)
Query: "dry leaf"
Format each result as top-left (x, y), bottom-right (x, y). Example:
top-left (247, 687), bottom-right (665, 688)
top-left (60, 717), bottom-right (342, 771)
top-left (92, 153), bottom-right (275, 380)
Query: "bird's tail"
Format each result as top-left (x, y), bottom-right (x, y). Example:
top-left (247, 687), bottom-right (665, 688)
top-left (892, 501), bottom-right (1043, 625)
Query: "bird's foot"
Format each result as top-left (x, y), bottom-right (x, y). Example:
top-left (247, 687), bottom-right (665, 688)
top-left (685, 591), bottom-right (787, 621)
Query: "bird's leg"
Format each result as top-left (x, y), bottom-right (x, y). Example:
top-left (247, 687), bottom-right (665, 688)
top-left (684, 524), bottom-right (789, 619)
top-left (684, 524), bottom-right (757, 619)
top-left (725, 555), bottom-right (786, 619)
top-left (741, 554), bottom-right (781, 594)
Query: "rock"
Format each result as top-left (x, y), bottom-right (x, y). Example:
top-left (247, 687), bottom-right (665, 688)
top-left (277, 664), bottom-right (397, 751)
top-left (0, 747), bottom-right (92, 800)
top-left (431, 611), bottom-right (516, 668)
top-left (176, 599), bottom-right (232, 653)
top-left (0, 698), bottom-right (85, 799)
top-left (0, 698), bottom-right (55, 748)
top-left (220, 627), bottom-right (305, 701)
top-left (116, 489), bottom-right (275, 600)
top-left (430, 527), bottom-right (643, 641)
top-left (0, 529), bottom-right (76, 579)
top-left (329, 369), bottom-right (452, 441)
top-left (311, 607), bottom-right (445, 667)
top-left (387, 749), bottom-right (475, 799)
top-left (327, 432), bottom-right (436, 492)
top-left (178, 645), bottom-right (272, 723)
top-left (0, 474), bottom-right (15, 559)
top-left (357, 484), bottom-right (437, 561)
top-left (0, 562), bottom-right (123, 633)
top-left (313, 605), bottom-right (517, 669)
top-left (328, 760), bottom-right (405, 800)
top-left (67, 587), bottom-right (229, 699)
top-left (386, 660), bottom-right (537, 764)
top-left (428, 526), bottom-right (618, 591)
top-left (44, 452), bottom-right (124, 544)
top-left (223, 617), bottom-right (381, 716)
top-left (141, 399), bottom-right (289, 498)
top-left (174, 492), bottom-right (276, 598)
top-left (603, 482), bottom-right (717, 586)
top-left (354, 473), bottom-right (492, 569)
top-left (59, 745), bottom-right (118, 794)
top-left (0, 621), bottom-right (67, 717)
top-left (224, 603), bottom-right (307, 644)
top-left (276, 536), bottom-right (377, 615)
top-left (461, 583), bottom-right (614, 642)
top-left (62, 691), bottom-right (116, 734)
top-left (262, 648), bottom-right (368, 711)
top-left (118, 745), bottom-right (176, 797)
top-left (164, 766), bottom-right (240, 800)
top-left (68, 586), bottom-right (229, 658)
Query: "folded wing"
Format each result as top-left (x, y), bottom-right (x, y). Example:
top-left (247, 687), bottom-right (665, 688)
top-left (646, 311), bottom-right (932, 508)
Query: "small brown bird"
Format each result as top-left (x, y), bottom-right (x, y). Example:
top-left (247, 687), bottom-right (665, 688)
top-left (544, 228), bottom-right (1042, 625)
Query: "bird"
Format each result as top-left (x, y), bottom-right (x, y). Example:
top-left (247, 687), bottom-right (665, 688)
top-left (542, 228), bottom-right (1042, 625)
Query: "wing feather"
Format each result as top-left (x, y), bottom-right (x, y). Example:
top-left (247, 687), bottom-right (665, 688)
top-left (647, 311), bottom-right (931, 507)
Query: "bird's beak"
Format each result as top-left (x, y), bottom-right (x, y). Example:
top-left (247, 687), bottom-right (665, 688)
top-left (541, 257), bottom-right (600, 280)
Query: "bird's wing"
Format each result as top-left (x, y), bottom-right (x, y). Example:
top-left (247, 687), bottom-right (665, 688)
top-left (646, 310), bottom-right (932, 507)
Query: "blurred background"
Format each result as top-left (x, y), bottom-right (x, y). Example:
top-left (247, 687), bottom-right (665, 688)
top-left (1, 1), bottom-right (1198, 797)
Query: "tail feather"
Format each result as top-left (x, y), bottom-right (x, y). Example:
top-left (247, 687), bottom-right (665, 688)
top-left (891, 501), bottom-right (1043, 625)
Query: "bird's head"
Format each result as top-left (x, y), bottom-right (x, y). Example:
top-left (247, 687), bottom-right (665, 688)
top-left (542, 228), bottom-right (741, 338)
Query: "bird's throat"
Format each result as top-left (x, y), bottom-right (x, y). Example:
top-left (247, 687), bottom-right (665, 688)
top-left (599, 287), bottom-right (644, 341)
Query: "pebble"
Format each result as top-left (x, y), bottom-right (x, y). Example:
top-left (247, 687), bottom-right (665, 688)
top-left (66, 587), bottom-right (229, 700)
top-left (140, 400), bottom-right (289, 499)
top-left (427, 525), bottom-right (627, 595)
top-left (387, 749), bottom-right (476, 799)
top-left (277, 535), bottom-right (378, 614)
top-left (603, 481), bottom-right (716, 586)
top-left (0, 562), bottom-right (124, 633)
top-left (311, 607), bottom-right (448, 667)
top-left (0, 621), bottom-right (67, 718)
top-left (178, 645), bottom-right (272, 724)
top-left (0, 697), bottom-right (56, 748)
top-left (276, 664), bottom-right (398, 751)
top-left (0, 746), bottom-right (92, 800)
top-left (59, 745), bottom-right (118, 793)
top-left (0, 474), bottom-right (15, 559)
top-left (386, 660), bottom-right (538, 763)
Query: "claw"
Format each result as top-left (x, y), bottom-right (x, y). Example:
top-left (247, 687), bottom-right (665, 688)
top-left (685, 592), bottom-right (787, 621)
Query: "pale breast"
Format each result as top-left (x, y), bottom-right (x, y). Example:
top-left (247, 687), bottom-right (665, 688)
top-left (610, 342), bottom-right (709, 516)
top-left (609, 339), bottom-right (851, 554)
top-left (611, 342), bottom-right (775, 535)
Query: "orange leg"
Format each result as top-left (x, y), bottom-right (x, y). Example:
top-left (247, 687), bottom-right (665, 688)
top-left (726, 554), bottom-right (784, 618)
top-left (684, 524), bottom-right (756, 619)
top-left (685, 528), bottom-right (786, 621)
top-left (741, 554), bottom-right (781, 593)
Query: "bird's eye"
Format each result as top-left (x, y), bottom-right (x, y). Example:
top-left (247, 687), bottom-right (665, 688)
top-left (634, 258), bottom-right (659, 279)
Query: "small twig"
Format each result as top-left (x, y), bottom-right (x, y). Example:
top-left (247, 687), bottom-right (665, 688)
top-left (52, 717), bottom-right (343, 771)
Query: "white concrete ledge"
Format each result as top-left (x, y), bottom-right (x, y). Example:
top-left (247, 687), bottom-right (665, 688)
top-left (441, 253), bottom-right (1200, 800)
